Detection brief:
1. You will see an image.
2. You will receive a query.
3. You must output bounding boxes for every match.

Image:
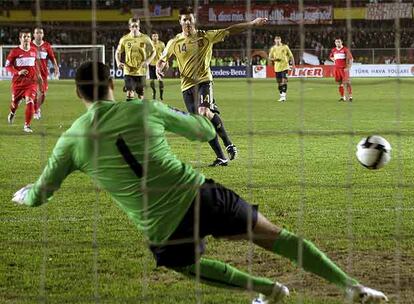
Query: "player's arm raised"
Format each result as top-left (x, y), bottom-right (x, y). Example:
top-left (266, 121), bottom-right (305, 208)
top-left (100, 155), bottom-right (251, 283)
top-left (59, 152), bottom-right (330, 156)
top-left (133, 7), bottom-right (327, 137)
top-left (224, 17), bottom-right (268, 35)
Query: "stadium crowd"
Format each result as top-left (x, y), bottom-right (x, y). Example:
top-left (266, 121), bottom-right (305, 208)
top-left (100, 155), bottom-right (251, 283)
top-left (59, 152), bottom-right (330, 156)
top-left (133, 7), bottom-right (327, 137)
top-left (2, 21), bottom-right (413, 49)
top-left (1, 13), bottom-right (413, 72)
top-left (0, 0), bottom-right (386, 10)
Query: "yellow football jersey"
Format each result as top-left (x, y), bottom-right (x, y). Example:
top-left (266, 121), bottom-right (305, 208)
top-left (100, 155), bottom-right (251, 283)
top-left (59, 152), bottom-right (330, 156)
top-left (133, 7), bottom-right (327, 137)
top-left (150, 40), bottom-right (165, 66)
top-left (159, 29), bottom-right (229, 91)
top-left (117, 33), bottom-right (154, 76)
top-left (269, 44), bottom-right (294, 72)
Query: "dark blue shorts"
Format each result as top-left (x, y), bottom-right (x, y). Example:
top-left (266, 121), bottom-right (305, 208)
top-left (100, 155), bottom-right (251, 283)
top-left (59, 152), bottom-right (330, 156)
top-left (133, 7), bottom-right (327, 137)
top-left (148, 65), bottom-right (157, 80)
top-left (124, 75), bottom-right (146, 95)
top-left (150, 179), bottom-right (258, 267)
top-left (275, 70), bottom-right (289, 80)
top-left (182, 81), bottom-right (219, 114)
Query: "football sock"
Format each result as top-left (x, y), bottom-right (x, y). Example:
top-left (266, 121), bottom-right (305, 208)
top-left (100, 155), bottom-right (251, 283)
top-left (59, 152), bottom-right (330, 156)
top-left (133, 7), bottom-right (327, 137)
top-left (159, 81), bottom-right (164, 100)
top-left (272, 229), bottom-right (358, 289)
top-left (210, 114), bottom-right (232, 147)
top-left (150, 80), bottom-right (156, 99)
top-left (339, 84), bottom-right (345, 97)
top-left (25, 101), bottom-right (35, 126)
top-left (278, 85), bottom-right (283, 94)
top-left (281, 84), bottom-right (288, 93)
top-left (346, 83), bottom-right (352, 96)
top-left (176, 258), bottom-right (275, 296)
top-left (208, 135), bottom-right (226, 159)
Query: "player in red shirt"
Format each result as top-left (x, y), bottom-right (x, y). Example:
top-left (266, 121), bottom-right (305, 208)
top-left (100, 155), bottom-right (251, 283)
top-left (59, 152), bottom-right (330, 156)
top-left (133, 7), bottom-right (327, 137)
top-left (6, 29), bottom-right (42, 133)
top-left (329, 38), bottom-right (353, 102)
top-left (31, 27), bottom-right (60, 119)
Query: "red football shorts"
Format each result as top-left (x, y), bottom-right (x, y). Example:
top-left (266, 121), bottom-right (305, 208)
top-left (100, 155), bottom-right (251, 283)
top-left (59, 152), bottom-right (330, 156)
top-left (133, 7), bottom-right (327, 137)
top-left (12, 84), bottom-right (37, 104)
top-left (334, 67), bottom-right (350, 82)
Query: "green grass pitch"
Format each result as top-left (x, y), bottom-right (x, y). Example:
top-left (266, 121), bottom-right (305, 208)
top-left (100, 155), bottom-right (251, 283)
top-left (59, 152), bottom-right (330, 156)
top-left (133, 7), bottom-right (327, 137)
top-left (0, 78), bottom-right (413, 303)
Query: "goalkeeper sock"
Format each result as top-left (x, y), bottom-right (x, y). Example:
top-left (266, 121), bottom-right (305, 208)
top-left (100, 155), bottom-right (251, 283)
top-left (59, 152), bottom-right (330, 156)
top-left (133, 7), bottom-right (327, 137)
top-left (176, 258), bottom-right (275, 296)
top-left (211, 114), bottom-right (232, 147)
top-left (272, 229), bottom-right (358, 289)
top-left (208, 135), bottom-right (226, 159)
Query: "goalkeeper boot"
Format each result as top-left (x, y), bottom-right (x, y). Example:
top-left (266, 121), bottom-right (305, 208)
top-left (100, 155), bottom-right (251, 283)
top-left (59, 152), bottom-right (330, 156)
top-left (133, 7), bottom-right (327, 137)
top-left (23, 124), bottom-right (33, 133)
top-left (226, 144), bottom-right (238, 160)
top-left (252, 283), bottom-right (289, 304)
top-left (8, 112), bottom-right (15, 124)
top-left (209, 157), bottom-right (229, 167)
top-left (345, 284), bottom-right (388, 303)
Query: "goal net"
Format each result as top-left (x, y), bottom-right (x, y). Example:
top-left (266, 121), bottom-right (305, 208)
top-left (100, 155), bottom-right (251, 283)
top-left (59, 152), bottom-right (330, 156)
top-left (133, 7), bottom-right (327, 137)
top-left (0, 44), bottom-right (105, 79)
top-left (0, 1), bottom-right (412, 304)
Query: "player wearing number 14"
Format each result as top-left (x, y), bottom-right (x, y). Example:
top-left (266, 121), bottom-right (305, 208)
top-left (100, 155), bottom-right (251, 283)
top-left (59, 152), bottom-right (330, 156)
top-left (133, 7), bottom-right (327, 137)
top-left (157, 7), bottom-right (268, 166)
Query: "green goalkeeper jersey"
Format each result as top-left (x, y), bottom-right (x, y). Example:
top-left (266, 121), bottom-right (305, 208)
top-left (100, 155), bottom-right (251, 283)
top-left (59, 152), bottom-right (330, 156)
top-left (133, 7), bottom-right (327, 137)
top-left (25, 99), bottom-right (216, 244)
top-left (159, 29), bottom-right (229, 91)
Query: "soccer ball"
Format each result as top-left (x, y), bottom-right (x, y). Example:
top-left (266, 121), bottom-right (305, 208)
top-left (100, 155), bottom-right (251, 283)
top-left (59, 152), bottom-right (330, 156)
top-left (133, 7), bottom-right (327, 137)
top-left (356, 135), bottom-right (391, 169)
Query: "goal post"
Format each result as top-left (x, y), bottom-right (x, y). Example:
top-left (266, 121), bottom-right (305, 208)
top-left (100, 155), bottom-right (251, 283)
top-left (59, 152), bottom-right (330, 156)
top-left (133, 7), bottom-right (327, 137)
top-left (0, 44), bottom-right (105, 80)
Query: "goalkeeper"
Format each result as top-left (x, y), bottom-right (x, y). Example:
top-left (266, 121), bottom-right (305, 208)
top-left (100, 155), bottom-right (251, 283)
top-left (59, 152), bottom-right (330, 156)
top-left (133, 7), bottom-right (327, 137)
top-left (12, 61), bottom-right (388, 304)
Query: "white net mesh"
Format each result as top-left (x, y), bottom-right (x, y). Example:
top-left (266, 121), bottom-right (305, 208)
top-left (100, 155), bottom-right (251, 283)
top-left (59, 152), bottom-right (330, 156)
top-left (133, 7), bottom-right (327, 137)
top-left (1, 0), bottom-right (413, 303)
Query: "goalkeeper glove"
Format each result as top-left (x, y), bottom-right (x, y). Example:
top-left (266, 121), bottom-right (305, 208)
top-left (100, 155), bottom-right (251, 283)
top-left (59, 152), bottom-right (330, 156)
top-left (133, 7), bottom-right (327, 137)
top-left (12, 184), bottom-right (33, 205)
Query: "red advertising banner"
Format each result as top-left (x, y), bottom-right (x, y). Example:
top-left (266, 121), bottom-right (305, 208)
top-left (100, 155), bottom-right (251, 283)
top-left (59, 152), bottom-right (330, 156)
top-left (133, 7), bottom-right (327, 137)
top-left (199, 5), bottom-right (332, 25)
top-left (266, 65), bottom-right (334, 78)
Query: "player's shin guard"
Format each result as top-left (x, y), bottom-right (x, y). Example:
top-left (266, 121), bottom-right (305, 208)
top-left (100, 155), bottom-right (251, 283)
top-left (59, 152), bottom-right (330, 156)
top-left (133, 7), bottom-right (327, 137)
top-left (339, 84), bottom-right (345, 97)
top-left (25, 101), bottom-right (35, 126)
top-left (150, 80), bottom-right (156, 99)
top-left (208, 135), bottom-right (226, 159)
top-left (272, 229), bottom-right (358, 289)
top-left (159, 80), bottom-right (164, 100)
top-left (174, 258), bottom-right (276, 296)
top-left (211, 114), bottom-right (232, 147)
